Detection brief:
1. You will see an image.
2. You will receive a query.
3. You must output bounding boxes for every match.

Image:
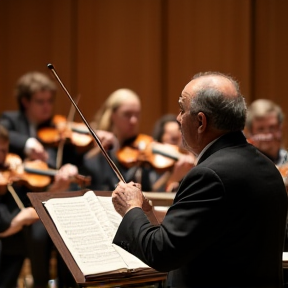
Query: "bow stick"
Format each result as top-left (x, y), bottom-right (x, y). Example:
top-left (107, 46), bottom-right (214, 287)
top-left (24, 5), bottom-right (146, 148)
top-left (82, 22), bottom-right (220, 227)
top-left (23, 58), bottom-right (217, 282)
top-left (47, 64), bottom-right (126, 183)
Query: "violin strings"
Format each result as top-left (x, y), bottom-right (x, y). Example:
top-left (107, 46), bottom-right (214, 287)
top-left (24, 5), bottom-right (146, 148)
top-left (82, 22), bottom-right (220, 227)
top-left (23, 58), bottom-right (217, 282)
top-left (47, 64), bottom-right (126, 183)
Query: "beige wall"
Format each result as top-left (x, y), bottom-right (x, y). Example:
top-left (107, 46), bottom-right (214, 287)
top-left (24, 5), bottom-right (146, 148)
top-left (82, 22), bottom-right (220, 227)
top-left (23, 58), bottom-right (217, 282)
top-left (0, 0), bottom-right (287, 143)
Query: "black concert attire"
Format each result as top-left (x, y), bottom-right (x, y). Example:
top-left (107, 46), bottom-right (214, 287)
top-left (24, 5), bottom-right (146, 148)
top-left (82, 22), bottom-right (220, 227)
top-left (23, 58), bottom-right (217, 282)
top-left (113, 131), bottom-right (287, 288)
top-left (0, 195), bottom-right (26, 288)
top-left (0, 111), bottom-right (86, 287)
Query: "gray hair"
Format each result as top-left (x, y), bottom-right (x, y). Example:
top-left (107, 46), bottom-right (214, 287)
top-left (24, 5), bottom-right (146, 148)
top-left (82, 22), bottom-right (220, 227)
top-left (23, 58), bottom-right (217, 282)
top-left (190, 72), bottom-right (247, 131)
top-left (246, 99), bottom-right (284, 132)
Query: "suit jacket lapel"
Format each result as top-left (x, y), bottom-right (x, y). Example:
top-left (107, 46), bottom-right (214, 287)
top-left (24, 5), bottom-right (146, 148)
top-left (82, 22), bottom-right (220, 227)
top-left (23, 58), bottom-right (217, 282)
top-left (18, 112), bottom-right (31, 136)
top-left (197, 131), bottom-right (247, 165)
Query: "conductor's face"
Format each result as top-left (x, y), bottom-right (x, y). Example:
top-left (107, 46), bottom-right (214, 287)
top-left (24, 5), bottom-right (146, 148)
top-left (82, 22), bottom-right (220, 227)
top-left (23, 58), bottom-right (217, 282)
top-left (177, 80), bottom-right (200, 155)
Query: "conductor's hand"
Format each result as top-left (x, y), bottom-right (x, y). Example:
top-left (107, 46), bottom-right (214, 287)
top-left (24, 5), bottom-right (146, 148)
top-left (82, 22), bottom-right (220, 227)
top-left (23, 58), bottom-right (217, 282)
top-left (112, 181), bottom-right (143, 217)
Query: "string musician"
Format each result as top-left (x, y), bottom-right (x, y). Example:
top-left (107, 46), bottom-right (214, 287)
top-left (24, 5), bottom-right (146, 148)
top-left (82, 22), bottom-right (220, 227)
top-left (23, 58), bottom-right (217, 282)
top-left (0, 71), bottom-right (98, 287)
top-left (81, 88), bottom-right (194, 193)
top-left (152, 114), bottom-right (195, 192)
top-left (244, 99), bottom-right (288, 284)
top-left (0, 125), bottom-right (39, 288)
top-left (245, 99), bottom-right (287, 167)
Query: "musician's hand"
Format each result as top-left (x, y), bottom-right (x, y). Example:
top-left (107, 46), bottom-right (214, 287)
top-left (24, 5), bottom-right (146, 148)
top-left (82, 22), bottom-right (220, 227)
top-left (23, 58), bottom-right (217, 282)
top-left (112, 181), bottom-right (143, 217)
top-left (57, 163), bottom-right (78, 179)
top-left (48, 164), bottom-right (78, 192)
top-left (24, 138), bottom-right (48, 162)
top-left (19, 207), bottom-right (39, 226)
top-left (165, 153), bottom-right (195, 192)
top-left (95, 130), bottom-right (118, 150)
top-left (173, 154), bottom-right (195, 178)
top-left (6, 155), bottom-right (22, 170)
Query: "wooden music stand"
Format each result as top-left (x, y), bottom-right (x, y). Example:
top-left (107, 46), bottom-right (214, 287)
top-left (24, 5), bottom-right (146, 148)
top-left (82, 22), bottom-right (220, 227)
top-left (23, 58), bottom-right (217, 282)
top-left (28, 190), bottom-right (167, 287)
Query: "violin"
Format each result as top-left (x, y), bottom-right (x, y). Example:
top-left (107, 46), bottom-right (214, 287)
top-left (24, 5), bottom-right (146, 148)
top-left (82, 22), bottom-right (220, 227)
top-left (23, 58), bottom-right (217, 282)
top-left (278, 165), bottom-right (288, 178)
top-left (47, 64), bottom-right (125, 183)
top-left (116, 134), bottom-right (189, 171)
top-left (37, 115), bottom-right (94, 152)
top-left (0, 153), bottom-right (22, 195)
top-left (0, 153), bottom-right (91, 192)
top-left (275, 164), bottom-right (288, 194)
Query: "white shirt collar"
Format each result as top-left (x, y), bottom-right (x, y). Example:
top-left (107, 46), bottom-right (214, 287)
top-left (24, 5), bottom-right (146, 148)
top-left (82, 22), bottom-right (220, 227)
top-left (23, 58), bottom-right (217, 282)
top-left (195, 137), bottom-right (220, 165)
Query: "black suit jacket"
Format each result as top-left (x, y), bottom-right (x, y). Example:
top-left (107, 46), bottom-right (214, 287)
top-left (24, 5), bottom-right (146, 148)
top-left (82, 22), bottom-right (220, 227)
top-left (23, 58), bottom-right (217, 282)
top-left (0, 192), bottom-right (27, 255)
top-left (113, 131), bottom-right (288, 287)
top-left (0, 204), bottom-right (13, 233)
top-left (0, 111), bottom-right (32, 158)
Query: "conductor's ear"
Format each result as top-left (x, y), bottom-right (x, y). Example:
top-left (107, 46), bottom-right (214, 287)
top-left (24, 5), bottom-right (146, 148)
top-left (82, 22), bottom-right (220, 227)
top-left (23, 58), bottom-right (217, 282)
top-left (197, 112), bottom-right (207, 133)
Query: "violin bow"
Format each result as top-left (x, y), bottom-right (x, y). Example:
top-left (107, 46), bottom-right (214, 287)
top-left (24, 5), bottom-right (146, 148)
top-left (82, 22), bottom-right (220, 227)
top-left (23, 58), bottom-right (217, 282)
top-left (7, 184), bottom-right (25, 210)
top-left (67, 94), bottom-right (80, 122)
top-left (47, 64), bottom-right (126, 183)
top-left (55, 94), bottom-right (80, 169)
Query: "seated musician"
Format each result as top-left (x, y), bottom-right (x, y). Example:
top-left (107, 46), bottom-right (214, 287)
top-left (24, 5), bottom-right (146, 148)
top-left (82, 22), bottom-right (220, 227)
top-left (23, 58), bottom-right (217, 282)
top-left (0, 71), bottom-right (114, 169)
top-left (0, 126), bottom-right (39, 287)
top-left (0, 122), bottom-right (83, 287)
top-left (152, 114), bottom-right (195, 192)
top-left (0, 203), bottom-right (39, 285)
top-left (244, 99), bottom-right (288, 282)
top-left (0, 71), bottom-right (96, 287)
top-left (245, 99), bottom-right (287, 166)
top-left (82, 88), bottom-right (174, 192)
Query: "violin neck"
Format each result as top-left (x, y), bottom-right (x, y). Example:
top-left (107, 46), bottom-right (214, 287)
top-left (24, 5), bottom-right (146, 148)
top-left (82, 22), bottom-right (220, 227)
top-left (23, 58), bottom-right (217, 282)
top-left (152, 146), bottom-right (180, 161)
top-left (70, 125), bottom-right (89, 135)
top-left (24, 165), bottom-right (91, 187)
top-left (24, 166), bottom-right (57, 177)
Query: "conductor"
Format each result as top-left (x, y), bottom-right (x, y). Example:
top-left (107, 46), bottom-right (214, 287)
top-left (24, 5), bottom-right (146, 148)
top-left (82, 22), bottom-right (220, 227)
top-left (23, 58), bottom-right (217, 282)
top-left (112, 72), bottom-right (287, 287)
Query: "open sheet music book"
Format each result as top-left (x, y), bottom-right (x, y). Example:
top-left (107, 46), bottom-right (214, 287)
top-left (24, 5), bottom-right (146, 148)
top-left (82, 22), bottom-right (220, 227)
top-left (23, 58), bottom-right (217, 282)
top-left (43, 190), bottom-right (152, 280)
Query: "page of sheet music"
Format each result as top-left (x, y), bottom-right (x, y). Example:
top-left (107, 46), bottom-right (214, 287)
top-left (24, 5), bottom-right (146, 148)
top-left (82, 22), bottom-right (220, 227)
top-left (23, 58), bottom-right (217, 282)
top-left (44, 191), bottom-right (148, 276)
top-left (95, 196), bottom-right (150, 269)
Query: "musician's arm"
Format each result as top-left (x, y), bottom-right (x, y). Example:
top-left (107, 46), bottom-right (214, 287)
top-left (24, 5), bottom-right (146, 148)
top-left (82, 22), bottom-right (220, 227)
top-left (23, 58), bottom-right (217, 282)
top-left (0, 114), bottom-right (29, 153)
top-left (0, 207), bottom-right (39, 238)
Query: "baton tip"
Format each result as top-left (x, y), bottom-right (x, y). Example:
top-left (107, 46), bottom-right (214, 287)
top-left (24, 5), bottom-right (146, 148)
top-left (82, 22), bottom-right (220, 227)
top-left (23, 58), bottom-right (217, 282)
top-left (47, 63), bottom-right (54, 70)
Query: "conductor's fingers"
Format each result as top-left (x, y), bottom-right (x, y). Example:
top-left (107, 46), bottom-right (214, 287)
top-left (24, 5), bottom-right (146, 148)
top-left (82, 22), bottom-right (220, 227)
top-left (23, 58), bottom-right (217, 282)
top-left (127, 181), bottom-right (141, 190)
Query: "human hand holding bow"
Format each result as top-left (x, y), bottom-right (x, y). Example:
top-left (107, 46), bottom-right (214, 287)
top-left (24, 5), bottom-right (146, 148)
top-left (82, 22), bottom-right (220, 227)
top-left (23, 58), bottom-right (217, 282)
top-left (112, 181), bottom-right (159, 225)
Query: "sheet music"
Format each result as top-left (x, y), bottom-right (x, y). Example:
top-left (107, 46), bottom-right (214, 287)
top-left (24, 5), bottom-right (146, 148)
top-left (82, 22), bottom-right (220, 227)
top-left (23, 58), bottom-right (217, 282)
top-left (44, 191), bottom-right (149, 277)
